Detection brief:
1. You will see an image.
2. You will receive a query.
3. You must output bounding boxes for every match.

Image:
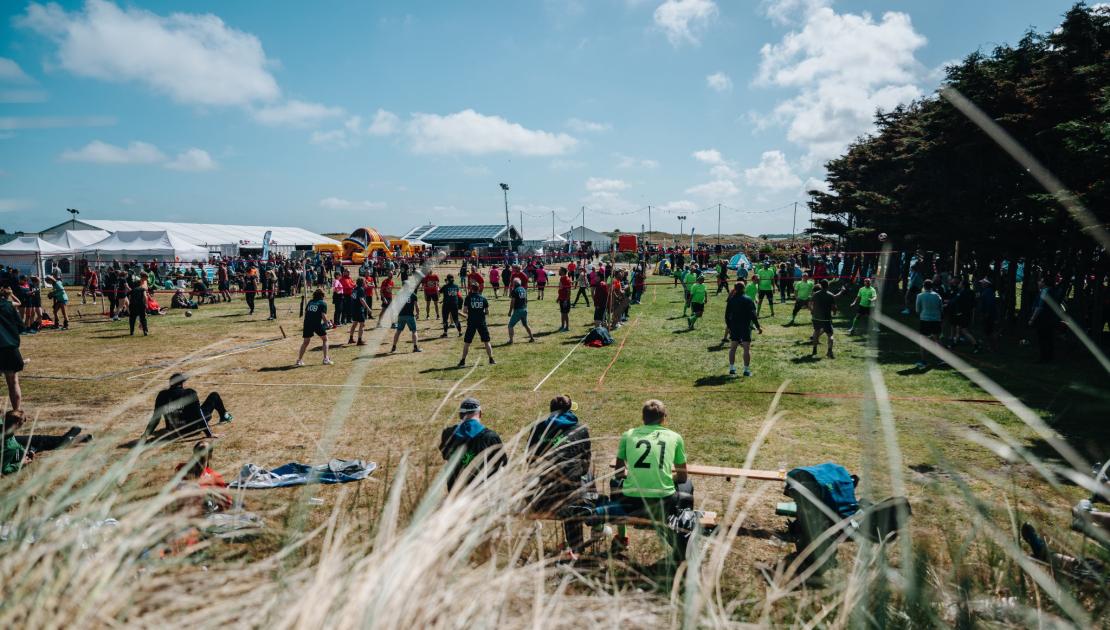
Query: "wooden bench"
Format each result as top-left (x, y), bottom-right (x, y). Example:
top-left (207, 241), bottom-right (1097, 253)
top-left (528, 510), bottom-right (719, 532)
top-left (609, 460), bottom-right (786, 483)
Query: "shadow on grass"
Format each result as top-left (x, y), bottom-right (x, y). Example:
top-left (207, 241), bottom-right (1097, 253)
top-left (694, 374), bottom-right (735, 387)
top-left (706, 344), bottom-right (727, 352)
top-left (92, 333), bottom-right (134, 339)
top-left (671, 328), bottom-right (694, 334)
top-left (791, 355), bottom-right (820, 364)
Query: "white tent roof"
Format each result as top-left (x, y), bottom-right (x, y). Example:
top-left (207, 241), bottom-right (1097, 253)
top-left (45, 219), bottom-right (339, 248)
top-left (561, 226), bottom-right (612, 244)
top-left (543, 234), bottom-right (567, 244)
top-left (44, 229), bottom-right (111, 250)
top-left (78, 230), bottom-right (210, 259)
top-left (0, 236), bottom-right (73, 255)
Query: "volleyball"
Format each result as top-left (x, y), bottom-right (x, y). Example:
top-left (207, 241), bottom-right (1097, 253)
top-left (878, 232), bottom-right (888, 242)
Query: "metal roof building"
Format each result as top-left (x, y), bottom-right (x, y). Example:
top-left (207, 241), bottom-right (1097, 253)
top-left (401, 224), bottom-right (522, 249)
top-left (37, 219), bottom-right (340, 257)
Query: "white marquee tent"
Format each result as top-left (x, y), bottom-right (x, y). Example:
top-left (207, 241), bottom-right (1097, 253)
top-left (0, 236), bottom-right (73, 277)
top-left (43, 229), bottom-right (111, 250)
top-left (39, 219), bottom-right (339, 257)
top-left (78, 230), bottom-right (210, 261)
top-left (561, 226), bottom-right (612, 250)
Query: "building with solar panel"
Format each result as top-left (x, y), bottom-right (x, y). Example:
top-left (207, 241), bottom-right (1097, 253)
top-left (400, 224), bottom-right (522, 255)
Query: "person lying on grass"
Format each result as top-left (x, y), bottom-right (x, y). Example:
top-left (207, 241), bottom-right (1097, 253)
top-left (143, 373), bottom-right (232, 441)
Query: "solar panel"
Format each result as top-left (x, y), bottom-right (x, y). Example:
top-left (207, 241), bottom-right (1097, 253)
top-left (422, 225), bottom-right (508, 241)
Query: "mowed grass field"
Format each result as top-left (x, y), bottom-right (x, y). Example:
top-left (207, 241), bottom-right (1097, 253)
top-left (12, 263), bottom-right (1110, 591)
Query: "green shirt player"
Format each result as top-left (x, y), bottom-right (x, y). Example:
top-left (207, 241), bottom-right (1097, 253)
top-left (755, 261), bottom-right (777, 317)
top-left (789, 273), bottom-right (815, 325)
top-left (848, 277), bottom-right (877, 335)
top-left (745, 273), bottom-right (760, 300)
top-left (682, 268), bottom-right (697, 316)
top-left (687, 276), bottom-right (708, 330)
top-left (598, 399), bottom-right (691, 564)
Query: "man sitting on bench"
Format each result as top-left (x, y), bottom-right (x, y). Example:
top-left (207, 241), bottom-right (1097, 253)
top-left (526, 394), bottom-right (594, 561)
top-left (595, 399), bottom-right (692, 565)
top-left (143, 373), bottom-right (233, 441)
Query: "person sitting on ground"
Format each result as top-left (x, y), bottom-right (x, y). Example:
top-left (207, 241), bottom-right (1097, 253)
top-left (175, 440), bottom-right (232, 514)
top-left (142, 373), bottom-right (232, 441)
top-left (526, 394), bottom-right (594, 561)
top-left (171, 288), bottom-right (199, 309)
top-left (1, 409), bottom-right (33, 475)
top-left (438, 397), bottom-right (507, 491)
top-left (594, 399), bottom-right (691, 564)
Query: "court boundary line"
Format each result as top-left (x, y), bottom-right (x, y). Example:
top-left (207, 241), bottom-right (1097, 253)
top-left (533, 332), bottom-right (589, 392)
top-left (595, 315), bottom-right (640, 390)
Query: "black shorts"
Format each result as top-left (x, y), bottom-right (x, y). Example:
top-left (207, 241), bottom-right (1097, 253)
top-left (0, 346), bottom-right (24, 373)
top-left (954, 312), bottom-right (972, 328)
top-left (352, 309), bottom-right (366, 323)
top-left (593, 305), bottom-right (606, 321)
top-left (691, 302), bottom-right (704, 316)
top-left (302, 325), bottom-right (328, 339)
top-left (758, 289), bottom-right (774, 300)
top-left (919, 320), bottom-right (941, 336)
top-left (812, 319), bottom-right (834, 335)
top-left (218, 281), bottom-right (229, 291)
top-left (857, 305), bottom-right (871, 317)
top-left (728, 326), bottom-right (751, 343)
top-left (425, 293), bottom-right (439, 302)
top-left (559, 299), bottom-right (571, 314)
top-left (464, 322), bottom-right (490, 343)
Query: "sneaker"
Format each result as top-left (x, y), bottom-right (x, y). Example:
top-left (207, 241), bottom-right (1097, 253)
top-left (456, 360), bottom-right (466, 368)
top-left (488, 358), bottom-right (496, 365)
top-left (390, 346), bottom-right (396, 353)
top-left (357, 340), bottom-right (367, 346)
top-left (914, 361), bottom-right (926, 369)
top-left (847, 329), bottom-right (855, 336)
top-left (728, 367), bottom-right (737, 377)
top-left (826, 350), bottom-right (834, 359)
top-left (322, 358), bottom-right (334, 365)
top-left (295, 360), bottom-right (305, 367)
top-left (528, 337), bottom-right (535, 343)
top-left (413, 347), bottom-right (422, 353)
top-left (219, 412), bottom-right (233, 424)
top-left (441, 332), bottom-right (448, 338)
top-left (743, 367), bottom-right (752, 377)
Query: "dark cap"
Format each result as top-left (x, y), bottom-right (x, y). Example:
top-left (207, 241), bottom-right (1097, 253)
top-left (458, 397), bottom-right (481, 414)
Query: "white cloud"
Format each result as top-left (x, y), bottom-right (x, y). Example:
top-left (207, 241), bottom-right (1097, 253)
top-left (585, 177), bottom-right (630, 192)
top-left (706, 71), bottom-right (732, 92)
top-left (654, 0), bottom-right (718, 46)
top-left (615, 153), bottom-right (660, 169)
top-left (685, 178), bottom-right (739, 200)
top-left (407, 109), bottom-right (578, 156)
top-left (803, 176), bottom-right (830, 194)
top-left (60, 140), bottom-right (166, 164)
top-left (0, 115), bottom-right (116, 130)
top-left (743, 150), bottom-right (802, 190)
top-left (566, 117), bottom-right (611, 133)
top-left (253, 99), bottom-right (344, 127)
top-left (756, 5), bottom-right (927, 163)
top-left (710, 164), bottom-right (738, 180)
top-left (761, 0), bottom-right (830, 26)
top-left (309, 128), bottom-right (349, 148)
top-left (319, 197), bottom-right (385, 211)
top-left (367, 108), bottom-right (400, 136)
top-left (165, 148), bottom-right (217, 172)
top-left (692, 148), bottom-right (723, 164)
top-left (657, 200), bottom-right (697, 213)
top-left (59, 139), bottom-right (216, 171)
top-left (0, 58), bottom-right (33, 83)
top-left (120, 196), bottom-right (136, 205)
top-left (0, 90), bottom-right (48, 103)
top-left (0, 198), bottom-right (34, 213)
top-left (18, 0), bottom-right (280, 107)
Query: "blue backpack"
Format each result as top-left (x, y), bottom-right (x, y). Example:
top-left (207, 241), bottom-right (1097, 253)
top-left (786, 462), bottom-right (859, 518)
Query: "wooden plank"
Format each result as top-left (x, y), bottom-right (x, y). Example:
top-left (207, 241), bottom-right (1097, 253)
top-left (527, 511), bottom-right (718, 529)
top-left (685, 464), bottom-right (785, 482)
top-left (608, 459), bottom-right (785, 482)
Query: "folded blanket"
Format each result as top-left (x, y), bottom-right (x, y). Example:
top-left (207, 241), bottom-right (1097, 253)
top-left (229, 459), bottom-right (377, 489)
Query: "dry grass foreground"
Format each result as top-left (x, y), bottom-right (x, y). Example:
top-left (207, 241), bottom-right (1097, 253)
top-left (2, 262), bottom-right (1108, 627)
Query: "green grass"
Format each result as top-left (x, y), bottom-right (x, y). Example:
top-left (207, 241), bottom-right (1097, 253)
top-left (5, 265), bottom-right (1109, 626)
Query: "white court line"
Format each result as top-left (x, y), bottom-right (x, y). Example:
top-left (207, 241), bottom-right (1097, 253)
top-left (532, 334), bottom-right (588, 392)
top-left (426, 361), bottom-right (481, 424)
top-left (183, 380), bottom-right (485, 392)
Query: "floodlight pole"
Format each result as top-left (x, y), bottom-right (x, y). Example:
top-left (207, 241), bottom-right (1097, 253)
top-left (500, 183), bottom-right (511, 250)
top-left (791, 201), bottom-right (798, 248)
top-left (66, 207), bottom-right (80, 231)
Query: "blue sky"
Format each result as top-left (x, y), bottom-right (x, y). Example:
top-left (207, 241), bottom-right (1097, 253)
top-left (0, 0), bottom-right (1081, 237)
